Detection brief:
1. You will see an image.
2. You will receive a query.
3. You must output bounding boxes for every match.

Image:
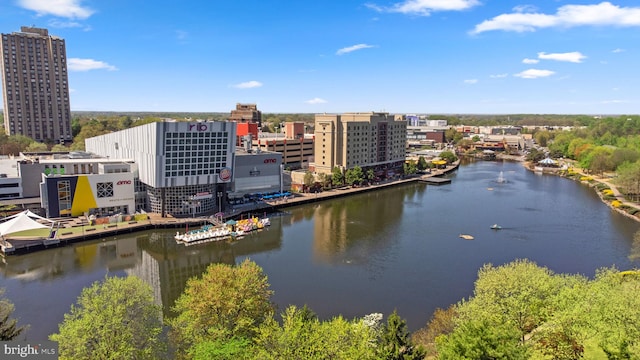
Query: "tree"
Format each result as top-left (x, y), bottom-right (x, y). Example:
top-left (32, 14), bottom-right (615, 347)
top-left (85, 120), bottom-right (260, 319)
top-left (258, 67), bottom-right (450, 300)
top-left (366, 168), bottom-right (375, 183)
top-left (436, 320), bottom-right (529, 360)
top-left (417, 156), bottom-right (428, 171)
top-left (332, 167), bottom-right (344, 186)
top-left (412, 306), bottom-right (457, 357)
top-left (345, 165), bottom-right (364, 186)
top-left (616, 161), bottom-right (640, 201)
top-left (439, 150), bottom-right (458, 164)
top-left (50, 276), bottom-right (165, 360)
top-left (26, 142), bottom-right (48, 152)
top-left (303, 171), bottom-right (315, 192)
top-left (377, 310), bottom-right (425, 360)
top-left (0, 288), bottom-right (27, 340)
top-left (169, 259), bottom-right (274, 356)
top-left (579, 268), bottom-right (640, 358)
top-left (403, 161), bottom-right (417, 176)
top-left (254, 305), bottom-right (378, 360)
top-left (189, 337), bottom-right (255, 360)
top-left (456, 259), bottom-right (568, 344)
top-left (51, 144), bottom-right (69, 152)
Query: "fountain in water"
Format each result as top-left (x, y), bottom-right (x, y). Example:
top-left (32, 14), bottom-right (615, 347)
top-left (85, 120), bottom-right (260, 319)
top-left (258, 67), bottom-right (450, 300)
top-left (497, 171), bottom-right (506, 183)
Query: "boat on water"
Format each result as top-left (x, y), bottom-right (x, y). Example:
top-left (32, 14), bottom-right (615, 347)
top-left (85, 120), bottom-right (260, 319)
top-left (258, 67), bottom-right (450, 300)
top-left (175, 217), bottom-right (271, 245)
top-left (490, 224), bottom-right (502, 230)
top-left (459, 234), bottom-right (474, 240)
top-left (175, 224), bottom-right (231, 243)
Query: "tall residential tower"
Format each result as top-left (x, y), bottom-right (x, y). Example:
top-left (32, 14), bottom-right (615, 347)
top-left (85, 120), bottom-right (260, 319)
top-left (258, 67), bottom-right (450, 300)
top-left (0, 26), bottom-right (72, 144)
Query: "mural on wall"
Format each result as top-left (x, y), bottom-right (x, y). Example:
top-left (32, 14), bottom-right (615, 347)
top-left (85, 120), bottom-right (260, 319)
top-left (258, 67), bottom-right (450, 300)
top-left (71, 176), bottom-right (98, 216)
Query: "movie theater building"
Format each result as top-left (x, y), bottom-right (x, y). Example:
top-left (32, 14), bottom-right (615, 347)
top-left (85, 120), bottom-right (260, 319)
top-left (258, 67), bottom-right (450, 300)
top-left (85, 121), bottom-right (236, 217)
top-left (40, 170), bottom-right (136, 218)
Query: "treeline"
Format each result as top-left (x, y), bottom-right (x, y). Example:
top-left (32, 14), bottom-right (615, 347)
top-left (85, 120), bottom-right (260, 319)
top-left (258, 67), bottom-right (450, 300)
top-left (43, 259), bottom-right (423, 359)
top-left (3, 258), bottom-right (638, 359)
top-left (524, 115), bottom-right (640, 200)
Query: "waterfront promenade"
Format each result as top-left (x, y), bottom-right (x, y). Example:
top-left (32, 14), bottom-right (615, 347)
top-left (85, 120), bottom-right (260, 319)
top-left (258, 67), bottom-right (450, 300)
top-left (1, 162), bottom-right (460, 256)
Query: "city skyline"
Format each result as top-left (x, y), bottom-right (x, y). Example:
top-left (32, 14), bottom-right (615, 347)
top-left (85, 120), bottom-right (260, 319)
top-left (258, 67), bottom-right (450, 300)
top-left (0, 0), bottom-right (638, 115)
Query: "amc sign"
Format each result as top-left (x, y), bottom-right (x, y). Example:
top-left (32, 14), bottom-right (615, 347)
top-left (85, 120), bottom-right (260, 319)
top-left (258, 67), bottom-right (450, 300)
top-left (116, 180), bottom-right (132, 185)
top-left (263, 158), bottom-right (277, 164)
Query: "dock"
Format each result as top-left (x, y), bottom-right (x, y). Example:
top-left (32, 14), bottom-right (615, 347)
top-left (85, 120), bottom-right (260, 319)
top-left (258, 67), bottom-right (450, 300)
top-left (418, 176), bottom-right (451, 185)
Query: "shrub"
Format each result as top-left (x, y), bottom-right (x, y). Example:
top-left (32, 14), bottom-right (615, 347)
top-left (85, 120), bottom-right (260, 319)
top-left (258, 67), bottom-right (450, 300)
top-left (602, 189), bottom-right (614, 196)
top-left (611, 200), bottom-right (622, 208)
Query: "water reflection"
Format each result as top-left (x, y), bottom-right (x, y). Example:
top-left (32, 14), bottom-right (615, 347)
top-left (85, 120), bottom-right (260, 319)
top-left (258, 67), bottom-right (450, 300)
top-left (2, 160), bottom-right (639, 340)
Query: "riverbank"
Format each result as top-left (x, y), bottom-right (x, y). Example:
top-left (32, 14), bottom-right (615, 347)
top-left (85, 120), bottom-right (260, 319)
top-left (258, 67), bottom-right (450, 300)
top-left (1, 161), bottom-right (460, 256)
top-left (522, 159), bottom-right (640, 223)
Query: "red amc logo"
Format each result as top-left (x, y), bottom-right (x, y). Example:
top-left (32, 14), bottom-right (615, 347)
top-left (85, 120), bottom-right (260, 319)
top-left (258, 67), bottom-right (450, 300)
top-left (116, 180), bottom-right (132, 185)
top-left (263, 158), bottom-right (277, 164)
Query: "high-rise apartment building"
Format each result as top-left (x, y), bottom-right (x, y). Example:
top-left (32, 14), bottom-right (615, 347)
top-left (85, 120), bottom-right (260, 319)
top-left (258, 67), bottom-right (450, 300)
top-left (0, 26), bottom-right (72, 143)
top-left (313, 112), bottom-right (407, 177)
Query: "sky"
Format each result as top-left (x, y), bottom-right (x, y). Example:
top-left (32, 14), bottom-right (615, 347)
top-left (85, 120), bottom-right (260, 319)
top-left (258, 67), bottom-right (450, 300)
top-left (1, 0), bottom-right (639, 115)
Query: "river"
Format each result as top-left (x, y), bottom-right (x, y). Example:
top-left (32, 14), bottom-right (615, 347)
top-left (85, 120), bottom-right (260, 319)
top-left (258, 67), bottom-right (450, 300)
top-left (1, 160), bottom-right (638, 340)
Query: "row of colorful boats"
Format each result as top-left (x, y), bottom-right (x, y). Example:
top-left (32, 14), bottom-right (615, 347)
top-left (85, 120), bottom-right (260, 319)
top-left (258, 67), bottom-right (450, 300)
top-left (175, 217), bottom-right (270, 245)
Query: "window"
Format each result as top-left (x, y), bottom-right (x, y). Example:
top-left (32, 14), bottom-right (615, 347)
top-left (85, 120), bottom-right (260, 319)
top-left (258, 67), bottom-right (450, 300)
top-left (96, 182), bottom-right (114, 198)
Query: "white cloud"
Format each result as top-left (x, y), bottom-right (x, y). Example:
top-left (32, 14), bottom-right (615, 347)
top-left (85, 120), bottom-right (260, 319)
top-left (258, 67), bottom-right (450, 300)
top-left (538, 51), bottom-right (586, 63)
top-left (471, 2), bottom-right (640, 34)
top-left (464, 79), bottom-right (478, 84)
top-left (18, 0), bottom-right (94, 19)
top-left (336, 44), bottom-right (375, 55)
top-left (232, 81), bottom-right (263, 89)
top-left (612, 48), bottom-right (625, 53)
top-left (305, 98), bottom-right (328, 104)
top-left (67, 58), bottom-right (117, 71)
top-left (601, 99), bottom-right (627, 104)
top-left (490, 73), bottom-right (508, 78)
top-left (523, 58), bottom-right (539, 64)
top-left (366, 0), bottom-right (480, 16)
top-left (514, 69), bottom-right (555, 79)
top-left (513, 5), bottom-right (538, 13)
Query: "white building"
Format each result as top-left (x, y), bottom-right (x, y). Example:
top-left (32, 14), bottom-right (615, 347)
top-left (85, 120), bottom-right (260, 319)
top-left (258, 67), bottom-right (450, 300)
top-left (85, 121), bottom-right (236, 217)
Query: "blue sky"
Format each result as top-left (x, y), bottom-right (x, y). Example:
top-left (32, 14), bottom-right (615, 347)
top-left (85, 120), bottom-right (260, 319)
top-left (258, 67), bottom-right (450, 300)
top-left (1, 0), bottom-right (639, 115)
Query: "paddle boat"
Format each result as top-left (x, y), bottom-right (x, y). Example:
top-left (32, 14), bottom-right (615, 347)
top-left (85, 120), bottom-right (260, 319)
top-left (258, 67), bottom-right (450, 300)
top-left (490, 224), bottom-right (502, 230)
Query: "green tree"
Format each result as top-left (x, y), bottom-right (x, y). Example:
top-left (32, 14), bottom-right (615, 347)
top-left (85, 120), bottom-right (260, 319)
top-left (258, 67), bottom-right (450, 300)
top-left (436, 320), bottom-right (529, 360)
top-left (417, 156), bottom-right (428, 171)
top-left (303, 171), bottom-right (315, 191)
top-left (439, 150), bottom-right (458, 164)
top-left (345, 165), bottom-right (364, 186)
top-left (26, 142), bottom-right (48, 152)
top-left (189, 337), bottom-right (255, 360)
top-left (0, 288), bottom-right (27, 340)
top-left (403, 161), bottom-right (417, 176)
top-left (51, 144), bottom-right (69, 152)
top-left (616, 161), bottom-right (640, 201)
top-left (169, 259), bottom-right (274, 356)
top-left (332, 167), bottom-right (344, 186)
top-left (456, 259), bottom-right (568, 344)
top-left (50, 276), bottom-right (165, 360)
top-left (378, 310), bottom-right (425, 360)
top-left (367, 168), bottom-right (375, 183)
top-left (254, 305), bottom-right (378, 360)
top-left (580, 268), bottom-right (640, 358)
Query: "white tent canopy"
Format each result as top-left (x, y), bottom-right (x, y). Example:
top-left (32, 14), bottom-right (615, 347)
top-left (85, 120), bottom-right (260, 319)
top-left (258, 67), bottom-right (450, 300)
top-left (0, 210), bottom-right (54, 237)
top-left (538, 157), bottom-right (558, 165)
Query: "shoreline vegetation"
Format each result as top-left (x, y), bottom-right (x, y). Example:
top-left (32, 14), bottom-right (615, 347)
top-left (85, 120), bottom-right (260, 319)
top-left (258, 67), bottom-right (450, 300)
top-left (519, 157), bottom-right (640, 223)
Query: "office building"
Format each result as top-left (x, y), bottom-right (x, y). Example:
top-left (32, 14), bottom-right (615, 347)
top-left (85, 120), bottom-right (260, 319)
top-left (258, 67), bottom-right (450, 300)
top-left (229, 103), bottom-right (262, 128)
top-left (313, 112), bottom-right (406, 178)
top-left (0, 26), bottom-right (72, 143)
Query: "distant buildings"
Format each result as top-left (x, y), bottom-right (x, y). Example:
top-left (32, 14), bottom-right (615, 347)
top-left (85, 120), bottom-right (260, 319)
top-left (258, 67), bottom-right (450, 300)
top-left (0, 27), bottom-right (72, 143)
top-left (229, 103), bottom-right (262, 128)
